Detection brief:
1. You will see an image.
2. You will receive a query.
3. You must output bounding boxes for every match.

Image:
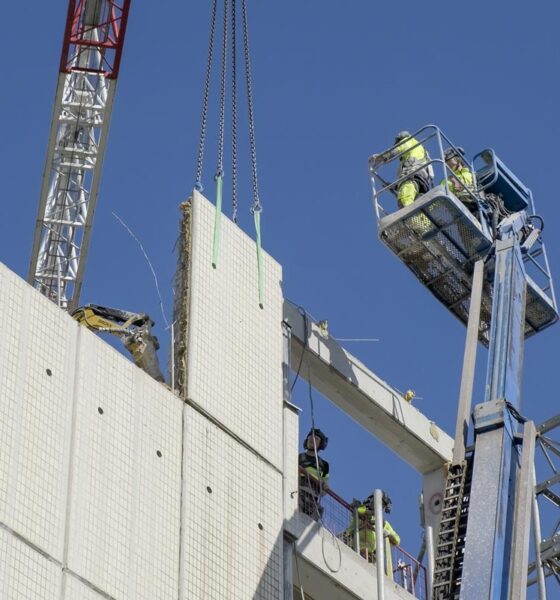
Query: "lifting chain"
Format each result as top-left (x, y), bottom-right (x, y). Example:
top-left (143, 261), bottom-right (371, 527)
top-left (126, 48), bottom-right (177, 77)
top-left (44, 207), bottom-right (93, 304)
top-left (241, 0), bottom-right (261, 214)
top-left (195, 0), bottom-right (218, 192)
top-left (230, 0), bottom-right (239, 222)
top-left (194, 0), bottom-right (264, 305)
top-left (216, 0), bottom-right (228, 179)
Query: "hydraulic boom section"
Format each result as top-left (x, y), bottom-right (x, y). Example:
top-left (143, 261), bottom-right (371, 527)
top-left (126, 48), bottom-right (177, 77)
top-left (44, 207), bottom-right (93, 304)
top-left (369, 126), bottom-right (558, 598)
top-left (29, 0), bottom-right (131, 310)
top-left (72, 304), bottom-right (164, 382)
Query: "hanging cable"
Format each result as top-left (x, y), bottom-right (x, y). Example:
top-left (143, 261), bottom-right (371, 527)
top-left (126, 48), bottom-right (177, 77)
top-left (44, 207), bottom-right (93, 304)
top-left (212, 0), bottom-right (229, 268)
top-left (230, 0), bottom-right (239, 223)
top-left (241, 0), bottom-right (264, 307)
top-left (290, 306), bottom-right (309, 392)
top-left (193, 0), bottom-right (265, 305)
top-left (194, 0), bottom-right (218, 192)
top-left (240, 0), bottom-right (261, 212)
top-left (216, 0), bottom-right (228, 180)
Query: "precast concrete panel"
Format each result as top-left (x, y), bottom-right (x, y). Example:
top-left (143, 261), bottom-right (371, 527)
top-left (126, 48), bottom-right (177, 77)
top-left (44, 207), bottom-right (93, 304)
top-left (283, 403), bottom-right (299, 522)
top-left (0, 528), bottom-right (61, 599)
top-left (0, 263), bottom-right (77, 561)
top-left (181, 405), bottom-right (283, 600)
top-left (63, 572), bottom-right (115, 600)
top-left (185, 191), bottom-right (284, 469)
top-left (66, 330), bottom-right (183, 600)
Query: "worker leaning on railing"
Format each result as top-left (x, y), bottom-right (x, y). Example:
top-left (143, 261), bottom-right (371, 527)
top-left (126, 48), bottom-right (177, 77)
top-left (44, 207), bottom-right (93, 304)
top-left (369, 131), bottom-right (433, 208)
top-left (298, 428), bottom-right (330, 520)
top-left (345, 491), bottom-right (400, 579)
top-left (441, 146), bottom-right (478, 216)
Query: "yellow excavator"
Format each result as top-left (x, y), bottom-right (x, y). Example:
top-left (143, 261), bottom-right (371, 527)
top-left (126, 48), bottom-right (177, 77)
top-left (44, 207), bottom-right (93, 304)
top-left (71, 304), bottom-right (165, 383)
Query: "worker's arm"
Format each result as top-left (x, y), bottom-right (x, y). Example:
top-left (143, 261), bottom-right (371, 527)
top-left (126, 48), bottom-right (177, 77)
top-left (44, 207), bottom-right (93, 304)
top-left (320, 459), bottom-right (330, 491)
top-left (384, 521), bottom-right (400, 546)
top-left (369, 139), bottom-right (410, 169)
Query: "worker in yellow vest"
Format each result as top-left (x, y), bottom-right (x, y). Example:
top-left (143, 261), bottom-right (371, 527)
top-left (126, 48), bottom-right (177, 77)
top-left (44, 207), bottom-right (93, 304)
top-left (298, 428), bottom-right (330, 519)
top-left (441, 146), bottom-right (478, 216)
top-left (369, 131), bottom-right (433, 208)
top-left (345, 491), bottom-right (400, 579)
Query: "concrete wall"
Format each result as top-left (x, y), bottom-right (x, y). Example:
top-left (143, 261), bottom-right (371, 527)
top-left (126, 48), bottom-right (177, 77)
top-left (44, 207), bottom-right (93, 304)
top-left (174, 191), bottom-right (286, 599)
top-left (0, 191), bottom-right (287, 599)
top-left (0, 191), bottom-right (434, 600)
top-left (0, 260), bottom-right (184, 599)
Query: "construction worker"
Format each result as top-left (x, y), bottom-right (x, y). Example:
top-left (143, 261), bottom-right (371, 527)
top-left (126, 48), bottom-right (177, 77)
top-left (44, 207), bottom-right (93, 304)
top-left (345, 491), bottom-right (400, 578)
top-left (298, 428), bottom-right (329, 520)
top-left (441, 146), bottom-right (478, 216)
top-left (369, 131), bottom-right (433, 208)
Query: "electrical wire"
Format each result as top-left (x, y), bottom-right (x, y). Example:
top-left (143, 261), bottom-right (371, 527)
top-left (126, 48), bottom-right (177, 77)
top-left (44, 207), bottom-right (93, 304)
top-left (290, 305), bottom-right (309, 392)
top-left (288, 301), bottom-right (343, 573)
top-left (505, 401), bottom-right (528, 425)
top-left (307, 367), bottom-right (342, 573)
top-left (332, 337), bottom-right (380, 343)
top-left (112, 212), bottom-right (170, 330)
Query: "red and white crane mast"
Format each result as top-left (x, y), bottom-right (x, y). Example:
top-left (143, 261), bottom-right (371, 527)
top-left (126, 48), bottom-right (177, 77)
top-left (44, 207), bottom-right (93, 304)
top-left (29, 0), bottom-right (131, 310)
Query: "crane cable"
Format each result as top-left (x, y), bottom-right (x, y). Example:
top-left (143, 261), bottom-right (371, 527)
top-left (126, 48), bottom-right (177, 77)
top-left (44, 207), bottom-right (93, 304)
top-left (241, 0), bottom-right (264, 307)
top-left (195, 0), bottom-right (218, 193)
top-left (195, 0), bottom-right (264, 306)
top-left (212, 0), bottom-right (229, 268)
top-left (230, 0), bottom-right (239, 223)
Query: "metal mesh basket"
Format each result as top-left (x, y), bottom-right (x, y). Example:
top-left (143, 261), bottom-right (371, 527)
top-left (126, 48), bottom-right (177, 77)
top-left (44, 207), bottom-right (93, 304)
top-left (379, 189), bottom-right (558, 344)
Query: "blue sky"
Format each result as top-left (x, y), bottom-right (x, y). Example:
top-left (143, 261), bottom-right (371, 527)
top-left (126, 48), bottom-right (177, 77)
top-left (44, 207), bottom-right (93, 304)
top-left (2, 0), bottom-right (560, 585)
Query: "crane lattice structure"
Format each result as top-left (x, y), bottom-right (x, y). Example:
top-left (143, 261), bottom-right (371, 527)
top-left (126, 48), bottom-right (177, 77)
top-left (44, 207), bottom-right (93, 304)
top-left (29, 0), bottom-right (131, 310)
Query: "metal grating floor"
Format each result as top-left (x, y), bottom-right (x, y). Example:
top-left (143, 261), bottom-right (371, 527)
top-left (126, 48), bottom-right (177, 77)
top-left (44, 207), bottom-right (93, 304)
top-left (378, 188), bottom-right (558, 345)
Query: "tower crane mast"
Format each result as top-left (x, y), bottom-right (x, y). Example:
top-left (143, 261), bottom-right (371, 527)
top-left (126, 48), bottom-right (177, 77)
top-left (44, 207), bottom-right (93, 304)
top-left (28, 0), bottom-right (131, 310)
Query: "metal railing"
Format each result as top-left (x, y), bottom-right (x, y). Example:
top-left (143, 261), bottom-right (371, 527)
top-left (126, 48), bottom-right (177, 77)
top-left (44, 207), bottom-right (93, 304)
top-left (369, 124), bottom-right (483, 226)
top-left (367, 124), bottom-right (557, 326)
top-left (298, 468), bottom-right (428, 599)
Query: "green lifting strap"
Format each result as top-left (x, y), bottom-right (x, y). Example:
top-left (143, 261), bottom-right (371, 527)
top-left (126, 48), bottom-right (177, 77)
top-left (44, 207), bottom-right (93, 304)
top-left (212, 174), bottom-right (223, 268)
top-left (254, 208), bottom-right (264, 308)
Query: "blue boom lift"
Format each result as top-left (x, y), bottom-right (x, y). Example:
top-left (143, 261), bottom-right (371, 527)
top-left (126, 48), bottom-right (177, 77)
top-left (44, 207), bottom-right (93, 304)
top-left (369, 125), bottom-right (558, 599)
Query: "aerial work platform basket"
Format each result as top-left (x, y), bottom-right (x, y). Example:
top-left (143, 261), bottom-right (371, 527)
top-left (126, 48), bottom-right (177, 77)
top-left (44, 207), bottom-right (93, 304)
top-left (370, 125), bottom-right (558, 344)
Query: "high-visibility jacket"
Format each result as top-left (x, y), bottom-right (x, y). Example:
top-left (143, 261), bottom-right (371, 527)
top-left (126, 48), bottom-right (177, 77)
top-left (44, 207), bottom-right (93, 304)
top-left (441, 166), bottom-right (474, 197)
top-left (391, 137), bottom-right (432, 183)
top-left (346, 506), bottom-right (400, 578)
top-left (299, 453), bottom-right (329, 482)
top-left (394, 137), bottom-right (427, 165)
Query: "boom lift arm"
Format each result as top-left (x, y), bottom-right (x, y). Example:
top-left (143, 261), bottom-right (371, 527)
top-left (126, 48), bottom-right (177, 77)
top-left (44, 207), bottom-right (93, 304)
top-left (72, 304), bottom-right (164, 382)
top-left (369, 126), bottom-right (558, 598)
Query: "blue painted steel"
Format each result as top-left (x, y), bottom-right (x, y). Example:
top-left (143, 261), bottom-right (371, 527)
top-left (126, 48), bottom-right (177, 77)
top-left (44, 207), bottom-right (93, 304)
top-left (473, 149), bottom-right (530, 212)
top-left (484, 238), bottom-right (527, 408)
top-left (460, 235), bottom-right (527, 600)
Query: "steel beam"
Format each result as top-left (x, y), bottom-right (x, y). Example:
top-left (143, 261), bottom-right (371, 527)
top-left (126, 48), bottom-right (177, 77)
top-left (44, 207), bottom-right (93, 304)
top-left (509, 421), bottom-right (536, 599)
top-left (484, 239), bottom-right (527, 410)
top-left (538, 414), bottom-right (560, 436)
top-left (531, 468), bottom-right (547, 599)
top-left (426, 525), bottom-right (435, 600)
top-left (453, 259), bottom-right (484, 465)
top-left (283, 301), bottom-right (453, 474)
top-left (375, 490), bottom-right (386, 600)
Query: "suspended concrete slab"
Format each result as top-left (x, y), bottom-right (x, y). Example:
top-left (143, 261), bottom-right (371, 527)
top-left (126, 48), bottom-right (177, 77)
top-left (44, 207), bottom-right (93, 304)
top-left (377, 187), bottom-right (558, 345)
